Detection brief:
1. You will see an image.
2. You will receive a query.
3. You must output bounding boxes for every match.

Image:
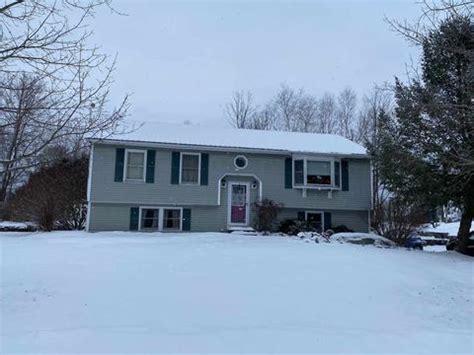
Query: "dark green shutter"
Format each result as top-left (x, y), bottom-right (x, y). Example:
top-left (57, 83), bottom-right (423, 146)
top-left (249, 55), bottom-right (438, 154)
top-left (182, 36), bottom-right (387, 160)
top-left (341, 160), bottom-right (349, 191)
top-left (334, 161), bottom-right (341, 188)
top-left (297, 211), bottom-right (305, 221)
top-left (146, 149), bottom-right (156, 183)
top-left (130, 207), bottom-right (139, 230)
top-left (200, 153), bottom-right (209, 185)
top-left (171, 152), bottom-right (180, 184)
top-left (324, 212), bottom-right (332, 231)
top-left (285, 158), bottom-right (292, 188)
top-left (182, 208), bottom-right (191, 231)
top-left (114, 148), bottom-right (125, 182)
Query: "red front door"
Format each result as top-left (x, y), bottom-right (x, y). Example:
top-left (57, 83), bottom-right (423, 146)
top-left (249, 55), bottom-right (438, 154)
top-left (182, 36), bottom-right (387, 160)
top-left (230, 183), bottom-right (248, 225)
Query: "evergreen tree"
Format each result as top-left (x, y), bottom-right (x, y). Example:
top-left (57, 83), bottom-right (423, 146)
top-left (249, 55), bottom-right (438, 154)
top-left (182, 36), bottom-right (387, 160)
top-left (375, 15), bottom-right (473, 255)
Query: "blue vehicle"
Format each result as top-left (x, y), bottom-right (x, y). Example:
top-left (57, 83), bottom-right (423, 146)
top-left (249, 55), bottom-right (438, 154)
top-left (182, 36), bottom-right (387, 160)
top-left (404, 236), bottom-right (425, 250)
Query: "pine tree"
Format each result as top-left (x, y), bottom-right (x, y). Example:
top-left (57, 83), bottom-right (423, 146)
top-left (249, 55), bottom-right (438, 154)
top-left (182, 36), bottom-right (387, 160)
top-left (375, 15), bottom-right (473, 255)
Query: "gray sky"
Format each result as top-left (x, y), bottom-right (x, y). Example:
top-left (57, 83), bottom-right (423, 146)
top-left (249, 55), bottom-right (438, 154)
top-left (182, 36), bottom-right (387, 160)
top-left (93, 0), bottom-right (421, 127)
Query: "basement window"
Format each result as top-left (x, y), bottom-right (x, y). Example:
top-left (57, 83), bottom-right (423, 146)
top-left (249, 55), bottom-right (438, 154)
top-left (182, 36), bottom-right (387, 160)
top-left (140, 208), bottom-right (159, 231)
top-left (306, 211), bottom-right (323, 233)
top-left (163, 209), bottom-right (182, 231)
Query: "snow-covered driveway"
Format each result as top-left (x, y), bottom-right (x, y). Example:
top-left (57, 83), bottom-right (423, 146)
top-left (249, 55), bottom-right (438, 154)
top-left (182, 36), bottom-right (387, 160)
top-left (1, 232), bottom-right (472, 353)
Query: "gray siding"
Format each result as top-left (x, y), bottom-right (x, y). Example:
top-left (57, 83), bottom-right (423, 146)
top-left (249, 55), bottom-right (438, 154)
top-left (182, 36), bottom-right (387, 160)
top-left (279, 208), bottom-right (369, 232)
top-left (89, 203), bottom-right (369, 233)
top-left (88, 143), bottom-right (371, 232)
top-left (90, 144), bottom-right (371, 210)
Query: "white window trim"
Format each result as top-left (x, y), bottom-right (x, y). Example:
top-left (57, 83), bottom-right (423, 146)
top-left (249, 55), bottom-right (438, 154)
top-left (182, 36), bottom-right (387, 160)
top-left (124, 149), bottom-right (147, 182)
top-left (227, 181), bottom-right (250, 227)
top-left (292, 156), bottom-right (340, 190)
top-left (162, 207), bottom-right (184, 232)
top-left (179, 152), bottom-right (201, 185)
top-left (305, 211), bottom-right (325, 232)
top-left (138, 206), bottom-right (184, 232)
top-left (234, 155), bottom-right (248, 170)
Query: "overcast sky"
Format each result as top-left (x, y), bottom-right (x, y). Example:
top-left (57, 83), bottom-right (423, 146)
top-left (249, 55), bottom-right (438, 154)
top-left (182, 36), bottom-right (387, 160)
top-left (93, 0), bottom-right (421, 127)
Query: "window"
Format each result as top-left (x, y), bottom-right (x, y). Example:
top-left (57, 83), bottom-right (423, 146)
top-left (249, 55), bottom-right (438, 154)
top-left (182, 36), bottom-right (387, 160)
top-left (141, 208), bottom-right (159, 230)
top-left (293, 158), bottom-right (336, 187)
top-left (306, 212), bottom-right (323, 233)
top-left (139, 207), bottom-right (183, 231)
top-left (307, 161), bottom-right (331, 185)
top-left (294, 160), bottom-right (304, 185)
top-left (125, 150), bottom-right (146, 181)
top-left (181, 153), bottom-right (200, 184)
top-left (234, 155), bottom-right (248, 169)
top-left (163, 209), bottom-right (181, 230)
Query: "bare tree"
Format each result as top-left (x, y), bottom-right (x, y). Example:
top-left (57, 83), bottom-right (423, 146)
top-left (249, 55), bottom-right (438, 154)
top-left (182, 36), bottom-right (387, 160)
top-left (248, 106), bottom-right (276, 130)
top-left (356, 85), bottom-right (393, 146)
top-left (272, 84), bottom-right (303, 131)
top-left (0, 1), bottom-right (129, 203)
top-left (294, 94), bottom-right (318, 132)
top-left (0, 1), bottom-right (117, 73)
top-left (335, 87), bottom-right (358, 140)
top-left (225, 91), bottom-right (256, 128)
top-left (356, 87), bottom-right (394, 233)
top-left (315, 93), bottom-right (338, 134)
top-left (385, 0), bottom-right (473, 45)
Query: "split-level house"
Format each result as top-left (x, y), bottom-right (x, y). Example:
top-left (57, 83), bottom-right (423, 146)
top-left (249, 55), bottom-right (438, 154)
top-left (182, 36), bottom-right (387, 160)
top-left (86, 123), bottom-right (371, 233)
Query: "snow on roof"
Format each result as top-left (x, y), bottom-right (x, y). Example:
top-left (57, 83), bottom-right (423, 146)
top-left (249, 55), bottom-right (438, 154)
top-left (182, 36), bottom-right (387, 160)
top-left (99, 122), bottom-right (367, 156)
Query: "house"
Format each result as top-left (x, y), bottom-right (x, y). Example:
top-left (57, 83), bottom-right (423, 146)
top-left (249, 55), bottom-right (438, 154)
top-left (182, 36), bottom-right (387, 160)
top-left (86, 123), bottom-right (371, 233)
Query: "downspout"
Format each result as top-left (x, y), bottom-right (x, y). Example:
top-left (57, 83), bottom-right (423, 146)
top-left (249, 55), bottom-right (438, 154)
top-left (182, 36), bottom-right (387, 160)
top-left (85, 142), bottom-right (94, 232)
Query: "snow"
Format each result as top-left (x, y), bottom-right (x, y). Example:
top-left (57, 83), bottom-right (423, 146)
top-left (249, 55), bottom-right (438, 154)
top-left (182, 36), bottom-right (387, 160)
top-left (1, 231), bottom-right (472, 353)
top-left (423, 222), bottom-right (474, 237)
top-left (97, 121), bottom-right (367, 156)
top-left (330, 232), bottom-right (396, 246)
top-left (0, 220), bottom-right (34, 231)
top-left (423, 245), bottom-right (448, 252)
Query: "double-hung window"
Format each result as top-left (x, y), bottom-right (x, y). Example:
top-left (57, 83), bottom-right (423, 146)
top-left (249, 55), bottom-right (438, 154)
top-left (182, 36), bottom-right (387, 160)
top-left (294, 157), bottom-right (337, 187)
top-left (163, 209), bottom-right (182, 230)
top-left (180, 153), bottom-right (200, 184)
top-left (141, 208), bottom-right (159, 230)
top-left (125, 149), bottom-right (146, 181)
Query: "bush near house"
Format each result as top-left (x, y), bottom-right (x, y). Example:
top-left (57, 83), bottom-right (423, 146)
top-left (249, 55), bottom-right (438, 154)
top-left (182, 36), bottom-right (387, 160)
top-left (253, 199), bottom-right (283, 233)
top-left (9, 156), bottom-right (88, 231)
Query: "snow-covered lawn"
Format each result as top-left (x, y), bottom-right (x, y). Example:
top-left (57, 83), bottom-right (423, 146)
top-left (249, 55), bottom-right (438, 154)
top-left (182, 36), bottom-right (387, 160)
top-left (1, 231), bottom-right (472, 354)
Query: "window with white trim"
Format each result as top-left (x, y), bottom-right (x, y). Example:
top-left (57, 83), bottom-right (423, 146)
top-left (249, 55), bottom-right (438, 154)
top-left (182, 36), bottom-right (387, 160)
top-left (294, 158), bottom-right (336, 187)
top-left (234, 155), bottom-right (248, 169)
top-left (139, 207), bottom-right (183, 232)
top-left (181, 153), bottom-right (200, 184)
top-left (163, 208), bottom-right (181, 230)
top-left (141, 208), bottom-right (159, 230)
top-left (125, 149), bottom-right (146, 181)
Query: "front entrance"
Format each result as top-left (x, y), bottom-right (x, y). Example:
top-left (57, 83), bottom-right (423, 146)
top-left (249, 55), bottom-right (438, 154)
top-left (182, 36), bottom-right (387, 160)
top-left (227, 182), bottom-right (250, 226)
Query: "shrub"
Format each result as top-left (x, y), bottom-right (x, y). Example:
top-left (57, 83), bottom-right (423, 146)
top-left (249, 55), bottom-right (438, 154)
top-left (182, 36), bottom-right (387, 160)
top-left (253, 199), bottom-right (283, 232)
top-left (10, 156), bottom-right (88, 231)
top-left (375, 198), bottom-right (429, 246)
top-left (279, 219), bottom-right (324, 235)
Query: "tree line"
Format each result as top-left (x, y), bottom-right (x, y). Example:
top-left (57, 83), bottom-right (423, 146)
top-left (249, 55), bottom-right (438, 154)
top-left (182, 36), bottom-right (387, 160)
top-left (225, 84), bottom-right (392, 145)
